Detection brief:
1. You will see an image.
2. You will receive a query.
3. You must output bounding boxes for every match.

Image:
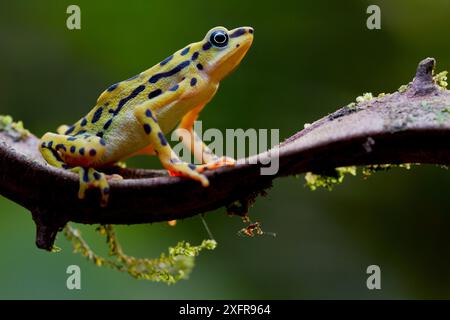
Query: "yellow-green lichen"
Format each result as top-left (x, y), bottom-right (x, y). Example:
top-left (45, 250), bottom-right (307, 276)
top-left (305, 166), bottom-right (357, 191)
top-left (0, 115), bottom-right (30, 141)
top-left (305, 164), bottom-right (417, 190)
top-left (361, 163), bottom-right (412, 177)
top-left (346, 92), bottom-right (376, 109)
top-left (398, 84), bottom-right (409, 93)
top-left (356, 92), bottom-right (374, 103)
top-left (433, 70), bottom-right (448, 89)
top-left (64, 224), bottom-right (216, 285)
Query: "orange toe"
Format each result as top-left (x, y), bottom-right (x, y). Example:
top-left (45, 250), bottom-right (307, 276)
top-left (168, 169), bottom-right (182, 177)
top-left (198, 157), bottom-right (236, 172)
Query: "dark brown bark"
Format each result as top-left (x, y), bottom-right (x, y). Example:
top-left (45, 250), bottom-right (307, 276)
top-left (1, 57), bottom-right (449, 251)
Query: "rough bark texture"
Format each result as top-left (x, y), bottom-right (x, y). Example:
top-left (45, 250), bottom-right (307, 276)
top-left (1, 58), bottom-right (449, 251)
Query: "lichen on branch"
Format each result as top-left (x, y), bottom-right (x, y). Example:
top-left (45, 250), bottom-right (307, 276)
top-left (1, 57), bottom-right (450, 283)
top-left (0, 115), bottom-right (30, 141)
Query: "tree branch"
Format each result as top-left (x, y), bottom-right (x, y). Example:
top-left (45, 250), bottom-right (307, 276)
top-left (1, 57), bottom-right (449, 250)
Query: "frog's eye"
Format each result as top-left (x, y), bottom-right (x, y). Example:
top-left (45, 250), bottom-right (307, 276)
top-left (210, 30), bottom-right (229, 48)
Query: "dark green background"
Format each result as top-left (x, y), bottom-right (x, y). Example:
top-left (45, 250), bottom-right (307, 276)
top-left (1, 0), bottom-right (450, 299)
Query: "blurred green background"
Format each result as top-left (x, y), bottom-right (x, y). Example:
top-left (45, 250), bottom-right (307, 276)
top-left (1, 0), bottom-right (450, 299)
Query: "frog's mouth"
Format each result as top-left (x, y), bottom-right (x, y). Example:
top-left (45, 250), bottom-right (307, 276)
top-left (208, 27), bottom-right (254, 81)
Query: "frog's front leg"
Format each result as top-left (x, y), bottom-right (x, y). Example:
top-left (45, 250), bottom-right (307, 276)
top-left (134, 87), bottom-right (209, 187)
top-left (175, 104), bottom-right (236, 173)
top-left (39, 132), bottom-right (117, 206)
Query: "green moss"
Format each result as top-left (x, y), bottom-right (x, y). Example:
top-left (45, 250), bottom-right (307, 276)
top-left (0, 115), bottom-right (30, 141)
top-left (64, 224), bottom-right (216, 285)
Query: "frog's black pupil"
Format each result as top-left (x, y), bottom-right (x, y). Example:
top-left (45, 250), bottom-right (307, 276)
top-left (215, 33), bottom-right (226, 43)
top-left (210, 31), bottom-right (228, 47)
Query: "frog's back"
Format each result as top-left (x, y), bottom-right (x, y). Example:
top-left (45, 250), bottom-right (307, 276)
top-left (60, 48), bottom-right (199, 164)
top-left (64, 55), bottom-right (182, 135)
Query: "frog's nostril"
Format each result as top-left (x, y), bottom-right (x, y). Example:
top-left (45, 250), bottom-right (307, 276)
top-left (248, 28), bottom-right (254, 34)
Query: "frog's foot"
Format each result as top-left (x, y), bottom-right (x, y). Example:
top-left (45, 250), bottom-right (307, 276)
top-left (71, 167), bottom-right (111, 207)
top-left (166, 161), bottom-right (209, 187)
top-left (196, 156), bottom-right (236, 173)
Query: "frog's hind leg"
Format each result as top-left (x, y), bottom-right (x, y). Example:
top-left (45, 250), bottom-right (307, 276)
top-left (133, 96), bottom-right (209, 186)
top-left (40, 132), bottom-right (107, 168)
top-left (39, 132), bottom-right (115, 206)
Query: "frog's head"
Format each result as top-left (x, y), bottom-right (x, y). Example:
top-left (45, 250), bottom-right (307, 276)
top-left (195, 26), bottom-right (254, 82)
